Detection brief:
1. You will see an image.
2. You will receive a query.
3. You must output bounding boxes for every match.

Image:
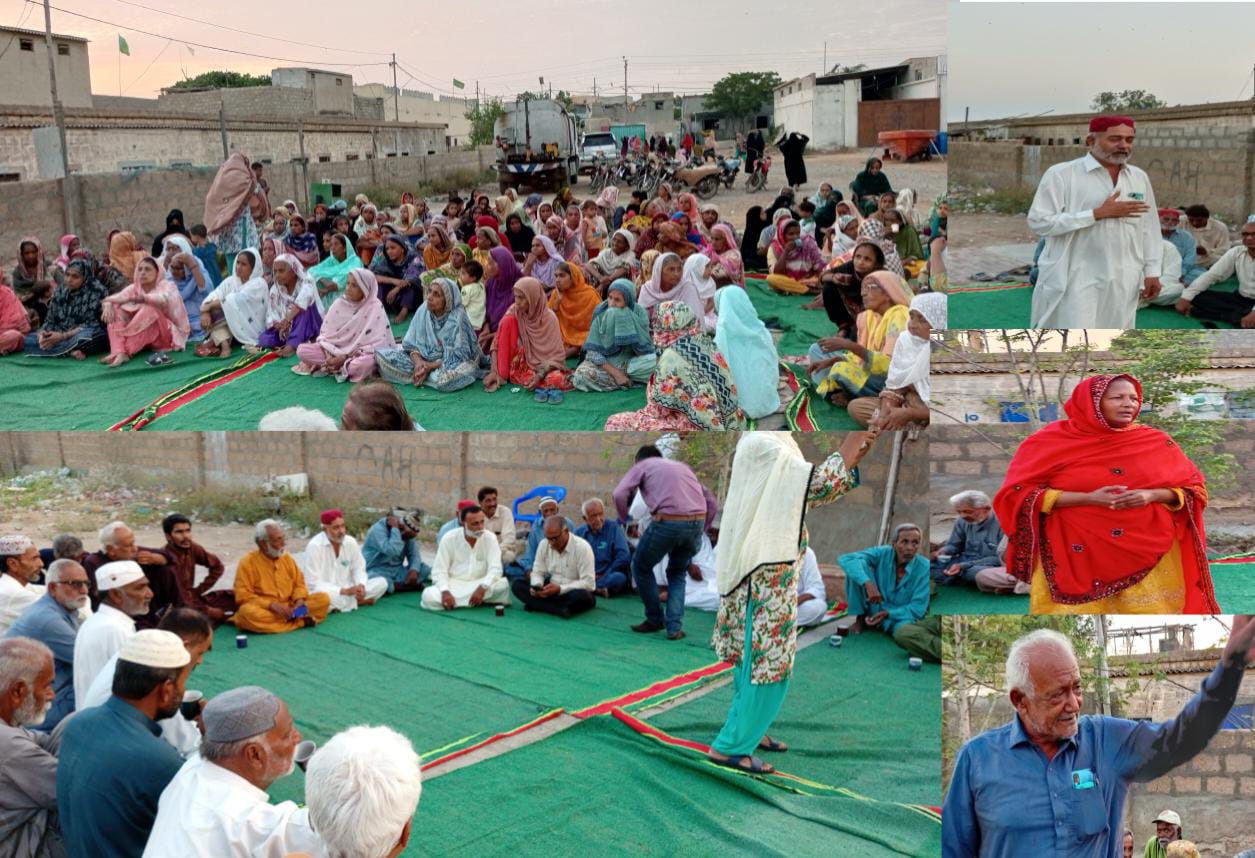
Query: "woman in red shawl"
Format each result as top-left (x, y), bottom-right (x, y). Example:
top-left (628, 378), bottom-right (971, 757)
top-left (482, 276), bottom-right (572, 394)
top-left (994, 374), bottom-right (1218, 614)
top-left (0, 273), bottom-right (32, 354)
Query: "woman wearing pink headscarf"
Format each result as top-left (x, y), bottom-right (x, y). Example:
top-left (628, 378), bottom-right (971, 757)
top-left (707, 223), bottom-right (745, 287)
top-left (100, 256), bottom-right (191, 366)
top-left (293, 268), bottom-right (394, 381)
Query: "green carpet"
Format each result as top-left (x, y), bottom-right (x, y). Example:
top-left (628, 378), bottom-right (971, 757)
top-left (744, 277), bottom-right (837, 355)
top-left (948, 279), bottom-right (1239, 330)
top-left (651, 633), bottom-right (941, 807)
top-left (410, 716), bottom-right (940, 857)
top-left (1212, 560), bottom-right (1255, 613)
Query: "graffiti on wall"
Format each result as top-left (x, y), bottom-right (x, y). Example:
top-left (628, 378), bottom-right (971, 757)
top-left (355, 444), bottom-right (415, 490)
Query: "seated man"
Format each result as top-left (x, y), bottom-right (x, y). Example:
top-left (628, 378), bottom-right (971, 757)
top-left (653, 529), bottom-right (718, 612)
top-left (58, 630), bottom-right (190, 858)
top-left (436, 501), bottom-right (477, 545)
top-left (1, 535), bottom-right (46, 635)
top-left (1183, 204), bottom-right (1231, 269)
top-left (303, 509), bottom-right (388, 614)
top-left (1175, 220), bottom-right (1255, 328)
top-left (1159, 208), bottom-right (1206, 284)
top-left (574, 498), bottom-right (630, 597)
top-left (1143, 809), bottom-right (1185, 858)
top-left (796, 547), bottom-right (829, 628)
top-left (362, 509), bottom-right (430, 593)
top-left (159, 514), bottom-right (235, 624)
top-left (1141, 237), bottom-right (1186, 309)
top-left (143, 686), bottom-right (320, 857)
top-left (38, 533), bottom-right (87, 573)
top-left (304, 725), bottom-right (423, 858)
top-left (421, 506), bottom-right (510, 611)
top-left (840, 524), bottom-right (938, 663)
top-left (504, 497), bottom-right (575, 583)
top-left (233, 520), bottom-right (331, 634)
top-left (930, 490), bottom-right (1006, 588)
top-left (0, 637), bottom-right (61, 855)
top-left (478, 486), bottom-right (518, 567)
top-left (512, 516), bottom-right (596, 619)
top-left (82, 521), bottom-right (181, 630)
top-left (73, 560), bottom-right (152, 707)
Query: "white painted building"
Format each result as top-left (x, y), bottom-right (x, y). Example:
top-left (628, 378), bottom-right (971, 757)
top-left (0, 26), bottom-right (93, 109)
top-left (773, 73), bottom-right (861, 149)
top-left (353, 84), bottom-right (474, 148)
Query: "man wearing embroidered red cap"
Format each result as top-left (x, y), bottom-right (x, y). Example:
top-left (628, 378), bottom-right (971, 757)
top-left (1027, 115), bottom-right (1162, 328)
top-left (302, 509), bottom-right (388, 614)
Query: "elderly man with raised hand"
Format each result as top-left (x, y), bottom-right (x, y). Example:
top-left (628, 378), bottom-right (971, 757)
top-left (478, 486), bottom-right (518, 566)
top-left (72, 560), bottom-right (152, 708)
top-left (363, 508), bottom-right (430, 594)
top-left (422, 506), bottom-right (510, 612)
top-left (0, 637), bottom-right (62, 858)
top-left (142, 685), bottom-right (320, 858)
top-left (505, 496), bottom-right (575, 584)
top-left (159, 514), bottom-right (235, 624)
top-left (305, 724), bottom-right (423, 858)
top-left (574, 498), bottom-right (630, 597)
top-left (82, 521), bottom-right (181, 630)
top-left (1176, 220), bottom-right (1255, 328)
top-left (233, 520), bottom-right (331, 634)
top-left (303, 509), bottom-right (388, 614)
top-left (512, 516), bottom-right (597, 619)
top-left (1028, 115), bottom-right (1162, 328)
top-left (943, 620), bottom-right (1255, 858)
top-left (840, 524), bottom-right (937, 662)
top-left (0, 536), bottom-right (47, 635)
top-left (931, 490), bottom-right (1012, 590)
top-left (58, 630), bottom-right (190, 858)
top-left (5, 559), bottom-right (90, 731)
top-left (1142, 809), bottom-right (1184, 858)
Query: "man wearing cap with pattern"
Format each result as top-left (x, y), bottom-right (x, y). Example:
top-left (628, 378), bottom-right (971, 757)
top-left (142, 685), bottom-right (319, 857)
top-left (504, 496), bottom-right (575, 584)
top-left (1142, 809), bottom-right (1184, 858)
top-left (0, 536), bottom-right (46, 636)
top-left (1028, 115), bottom-right (1162, 328)
top-left (302, 509), bottom-right (388, 614)
top-left (57, 629), bottom-right (190, 858)
top-left (233, 520), bottom-right (331, 634)
top-left (363, 508), bottom-right (431, 593)
top-left (71, 560), bottom-right (152, 709)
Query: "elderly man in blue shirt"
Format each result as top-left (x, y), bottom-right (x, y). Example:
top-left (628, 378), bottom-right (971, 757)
top-left (574, 498), bottom-right (630, 597)
top-left (362, 508), bottom-right (431, 593)
top-left (1159, 208), bottom-right (1207, 285)
top-left (943, 619), bottom-right (1255, 857)
top-left (839, 523), bottom-right (937, 662)
top-left (931, 490), bottom-right (1007, 589)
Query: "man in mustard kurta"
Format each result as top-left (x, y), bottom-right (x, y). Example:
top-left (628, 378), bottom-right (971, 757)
top-left (234, 520), bottom-right (331, 634)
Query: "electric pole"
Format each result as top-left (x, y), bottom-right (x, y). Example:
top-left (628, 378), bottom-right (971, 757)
top-left (41, 0), bottom-right (73, 233)
top-left (390, 52), bottom-right (400, 155)
top-left (623, 56), bottom-right (628, 111)
top-left (823, 41), bottom-right (827, 74)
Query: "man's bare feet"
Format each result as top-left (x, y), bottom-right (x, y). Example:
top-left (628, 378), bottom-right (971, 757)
top-left (70, 349), bottom-right (86, 360)
top-left (802, 296), bottom-right (825, 310)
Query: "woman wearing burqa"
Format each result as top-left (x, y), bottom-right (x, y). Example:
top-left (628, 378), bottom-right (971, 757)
top-left (744, 130), bottom-right (764, 175)
top-left (776, 132), bottom-right (810, 189)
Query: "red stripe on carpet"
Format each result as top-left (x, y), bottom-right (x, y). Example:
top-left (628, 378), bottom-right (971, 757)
top-left (950, 282), bottom-right (1031, 293)
top-left (108, 352), bottom-right (280, 431)
top-left (610, 706), bottom-right (713, 753)
top-left (572, 661), bottom-right (732, 718)
top-left (420, 708), bottom-right (566, 771)
top-left (1211, 554), bottom-right (1255, 564)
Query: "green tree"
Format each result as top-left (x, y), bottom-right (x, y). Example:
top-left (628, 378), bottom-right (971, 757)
top-left (514, 89), bottom-right (575, 112)
top-left (705, 71), bottom-right (783, 134)
top-left (170, 71), bottom-right (271, 90)
top-left (1089, 90), bottom-right (1167, 112)
top-left (464, 97), bottom-right (505, 146)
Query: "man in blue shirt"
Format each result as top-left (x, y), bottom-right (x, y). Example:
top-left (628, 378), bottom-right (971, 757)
top-left (932, 490), bottom-right (1005, 587)
top-left (504, 497), bottom-right (575, 584)
top-left (1159, 209), bottom-right (1206, 285)
top-left (57, 629), bottom-right (190, 858)
top-left (5, 559), bottom-right (91, 731)
top-left (943, 619), bottom-right (1255, 857)
top-left (574, 498), bottom-right (630, 597)
top-left (436, 501), bottom-right (476, 545)
top-left (362, 509), bottom-right (430, 593)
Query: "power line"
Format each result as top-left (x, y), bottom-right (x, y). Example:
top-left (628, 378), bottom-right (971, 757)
top-left (121, 37), bottom-right (170, 95)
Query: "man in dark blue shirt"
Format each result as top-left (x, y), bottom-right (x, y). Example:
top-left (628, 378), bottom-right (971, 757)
top-left (57, 629), bottom-right (190, 858)
top-left (574, 498), bottom-right (630, 597)
top-left (943, 617), bottom-right (1255, 857)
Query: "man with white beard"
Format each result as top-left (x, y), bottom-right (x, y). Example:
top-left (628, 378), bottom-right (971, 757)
top-left (302, 509), bottom-right (388, 613)
top-left (0, 637), bottom-right (62, 858)
top-left (1028, 115), bottom-right (1162, 328)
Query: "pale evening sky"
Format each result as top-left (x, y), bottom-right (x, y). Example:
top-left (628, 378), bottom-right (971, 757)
top-left (4, 0), bottom-right (944, 102)
top-left (950, 1), bottom-right (1255, 121)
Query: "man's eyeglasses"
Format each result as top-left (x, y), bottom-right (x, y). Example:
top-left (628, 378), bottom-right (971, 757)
top-left (58, 580), bottom-right (90, 590)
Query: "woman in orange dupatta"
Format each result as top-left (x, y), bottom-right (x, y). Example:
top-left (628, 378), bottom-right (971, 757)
top-left (100, 256), bottom-right (191, 366)
top-left (0, 274), bottom-right (31, 354)
top-left (994, 374), bottom-right (1218, 614)
top-left (548, 262), bottom-right (601, 358)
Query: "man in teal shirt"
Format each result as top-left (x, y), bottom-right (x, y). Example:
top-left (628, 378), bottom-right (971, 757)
top-left (839, 524), bottom-right (937, 662)
top-left (56, 630), bottom-right (190, 858)
top-left (362, 509), bottom-right (430, 593)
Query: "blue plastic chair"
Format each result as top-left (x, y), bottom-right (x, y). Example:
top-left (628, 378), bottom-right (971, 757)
top-left (513, 485), bottom-right (568, 526)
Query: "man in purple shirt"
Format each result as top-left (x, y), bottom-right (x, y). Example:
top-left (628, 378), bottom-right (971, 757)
top-left (613, 444), bottom-right (717, 640)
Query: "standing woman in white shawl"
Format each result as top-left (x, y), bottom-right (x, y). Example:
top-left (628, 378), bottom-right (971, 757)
top-left (197, 249), bottom-right (268, 357)
top-left (850, 292), bottom-right (945, 429)
top-left (708, 431), bottom-right (875, 774)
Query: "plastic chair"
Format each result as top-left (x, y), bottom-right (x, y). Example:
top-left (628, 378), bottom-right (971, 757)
top-left (513, 485), bottom-right (568, 526)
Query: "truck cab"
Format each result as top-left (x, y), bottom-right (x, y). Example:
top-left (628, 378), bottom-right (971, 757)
top-left (494, 99), bottom-right (580, 193)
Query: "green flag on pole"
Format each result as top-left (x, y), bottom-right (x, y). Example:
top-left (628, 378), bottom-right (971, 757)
top-left (118, 34), bottom-right (130, 56)
top-left (452, 79), bottom-right (465, 89)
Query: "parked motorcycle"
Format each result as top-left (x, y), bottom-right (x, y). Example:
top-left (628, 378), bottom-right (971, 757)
top-left (716, 156), bottom-right (741, 190)
top-left (672, 160), bottom-right (722, 201)
top-left (746, 155), bottom-right (772, 193)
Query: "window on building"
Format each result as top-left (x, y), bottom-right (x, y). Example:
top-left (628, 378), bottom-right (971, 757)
top-left (914, 69), bottom-right (923, 81)
top-left (169, 161), bottom-right (193, 170)
top-left (57, 43), bottom-right (69, 56)
top-left (318, 155), bottom-right (331, 163)
top-left (19, 39), bottom-right (33, 51)
top-left (654, 101), bottom-right (663, 110)
top-left (346, 154), bottom-right (359, 161)
top-left (336, 78), bottom-right (343, 86)
top-left (365, 153), bottom-right (374, 160)
top-left (0, 172), bottom-right (20, 183)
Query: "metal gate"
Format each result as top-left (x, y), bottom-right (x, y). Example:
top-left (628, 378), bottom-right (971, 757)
top-left (857, 98), bottom-right (941, 148)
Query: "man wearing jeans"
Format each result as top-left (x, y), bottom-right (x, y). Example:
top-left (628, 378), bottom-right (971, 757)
top-left (613, 445), bottom-right (717, 641)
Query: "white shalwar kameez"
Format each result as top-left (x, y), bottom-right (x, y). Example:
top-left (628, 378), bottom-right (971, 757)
top-left (301, 532), bottom-right (388, 613)
top-left (796, 547), bottom-right (829, 627)
top-left (1027, 153), bottom-right (1161, 328)
top-left (421, 528), bottom-right (510, 610)
top-left (72, 603), bottom-right (135, 706)
top-left (653, 533), bottom-right (719, 611)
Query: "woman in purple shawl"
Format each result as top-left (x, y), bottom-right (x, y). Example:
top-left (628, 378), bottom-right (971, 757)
top-left (482, 245), bottom-right (522, 351)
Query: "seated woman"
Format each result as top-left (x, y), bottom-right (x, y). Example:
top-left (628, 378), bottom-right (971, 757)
top-left (370, 235), bottom-right (424, 324)
top-left (53, 234), bottom-right (92, 274)
top-left (654, 220), bottom-right (697, 260)
top-left (632, 212), bottom-right (669, 257)
top-left (810, 182), bottom-right (841, 232)
top-left (638, 252), bottom-right (717, 332)
top-left (100, 256), bottom-right (190, 367)
top-left (422, 242), bottom-right (469, 290)
top-left (812, 239), bottom-right (887, 332)
top-left (604, 300), bottom-right (742, 431)
top-left (422, 221), bottom-right (455, 273)
top-left (758, 209), bottom-right (793, 267)
top-left (853, 292), bottom-right (946, 430)
top-left (807, 271), bottom-right (912, 407)
top-left (197, 249), bottom-right (268, 358)
top-left (636, 249), bottom-right (660, 291)
top-left (587, 229), bottom-right (637, 293)
top-left (12, 237), bottom-right (60, 326)
top-left (0, 275), bottom-right (31, 355)
top-left (258, 237), bottom-right (281, 285)
top-left (504, 213), bottom-right (535, 261)
top-left (160, 236), bottom-right (212, 342)
top-left (293, 268), bottom-right (395, 382)
top-left (571, 279), bottom-right (656, 392)
top-left (671, 212), bottom-right (707, 253)
top-left (994, 374), bottom-right (1219, 615)
top-left (101, 231), bottom-right (145, 294)
top-left (376, 276), bottom-right (485, 393)
top-left (283, 215), bottom-right (322, 269)
top-left (522, 235), bottom-right (561, 291)
top-left (740, 207), bottom-right (769, 271)
top-left (881, 208), bottom-right (925, 265)
top-left (484, 246), bottom-right (523, 341)
top-left (548, 262), bottom-right (601, 359)
top-left (531, 200), bottom-right (555, 234)
top-left (765, 220), bottom-right (825, 296)
top-left (483, 276), bottom-right (572, 394)
top-left (24, 260), bottom-right (108, 358)
top-left (559, 210), bottom-right (586, 262)
top-left (851, 157), bottom-right (893, 216)
top-left (707, 224), bottom-right (744, 287)
top-left (259, 255), bottom-right (323, 357)
top-left (396, 204), bottom-right (425, 250)
top-left (713, 286), bottom-right (779, 419)
top-left (825, 214), bottom-right (860, 259)
top-left (307, 233), bottom-right (363, 311)
top-left (472, 226), bottom-right (502, 271)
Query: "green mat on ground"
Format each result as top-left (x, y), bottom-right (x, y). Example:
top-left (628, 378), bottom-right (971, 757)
top-left (651, 633), bottom-right (940, 807)
top-left (412, 716), bottom-right (939, 857)
top-left (744, 277), bottom-right (837, 355)
top-left (1212, 560), bottom-right (1255, 613)
top-left (948, 279), bottom-right (1239, 330)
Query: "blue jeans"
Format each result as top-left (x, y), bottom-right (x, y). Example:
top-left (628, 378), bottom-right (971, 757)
top-left (631, 519), bottom-right (703, 634)
top-left (596, 571), bottom-right (628, 594)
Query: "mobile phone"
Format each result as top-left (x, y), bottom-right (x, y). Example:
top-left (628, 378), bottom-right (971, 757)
top-left (291, 604), bottom-right (309, 619)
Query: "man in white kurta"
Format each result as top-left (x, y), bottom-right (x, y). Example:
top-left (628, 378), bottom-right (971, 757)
top-left (302, 509), bottom-right (388, 614)
top-left (421, 508), bottom-right (510, 611)
top-left (0, 536), bottom-right (46, 635)
top-left (71, 561), bottom-right (151, 706)
top-left (796, 547), bottom-right (829, 627)
top-left (510, 518), bottom-right (597, 618)
top-left (1139, 239), bottom-right (1184, 309)
top-left (1027, 115), bottom-right (1162, 328)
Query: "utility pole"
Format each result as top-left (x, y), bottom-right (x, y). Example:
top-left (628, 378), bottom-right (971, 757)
top-left (41, 0), bottom-right (73, 233)
top-left (218, 102), bottom-right (229, 159)
top-left (623, 56), bottom-right (628, 111)
top-left (823, 41), bottom-right (827, 74)
top-left (1095, 617), bottom-right (1111, 716)
top-left (593, 78), bottom-right (596, 99)
top-left (390, 52), bottom-right (400, 155)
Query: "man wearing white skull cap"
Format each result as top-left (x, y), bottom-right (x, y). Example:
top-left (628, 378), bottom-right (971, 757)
top-left (71, 560), bottom-right (151, 708)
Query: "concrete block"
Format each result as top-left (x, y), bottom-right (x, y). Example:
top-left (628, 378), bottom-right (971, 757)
top-left (1206, 776), bottom-right (1236, 795)
top-left (1169, 775), bottom-right (1198, 793)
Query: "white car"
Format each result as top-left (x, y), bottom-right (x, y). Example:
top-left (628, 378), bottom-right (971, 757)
top-left (579, 132), bottom-right (619, 174)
